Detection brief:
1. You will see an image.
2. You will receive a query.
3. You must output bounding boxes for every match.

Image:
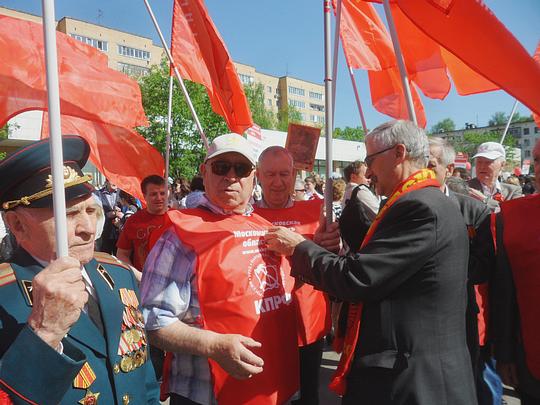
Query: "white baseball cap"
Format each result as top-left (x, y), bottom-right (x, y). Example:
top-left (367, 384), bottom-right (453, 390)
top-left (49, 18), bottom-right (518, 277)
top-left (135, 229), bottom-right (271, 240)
top-left (472, 142), bottom-right (506, 160)
top-left (205, 133), bottom-right (256, 165)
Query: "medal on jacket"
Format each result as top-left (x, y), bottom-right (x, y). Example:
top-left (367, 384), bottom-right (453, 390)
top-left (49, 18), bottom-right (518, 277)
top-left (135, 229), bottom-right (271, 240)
top-left (73, 362), bottom-right (96, 389)
top-left (78, 390), bottom-right (100, 405)
top-left (117, 288), bottom-right (147, 371)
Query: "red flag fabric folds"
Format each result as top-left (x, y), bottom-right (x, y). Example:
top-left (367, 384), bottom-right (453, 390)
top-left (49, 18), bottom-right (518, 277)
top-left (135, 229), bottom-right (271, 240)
top-left (338, 0), bottom-right (427, 126)
top-left (533, 43), bottom-right (540, 128)
top-left (41, 114), bottom-right (164, 203)
top-left (171, 0), bottom-right (253, 134)
top-left (0, 15), bottom-right (148, 129)
top-left (395, 0), bottom-right (540, 116)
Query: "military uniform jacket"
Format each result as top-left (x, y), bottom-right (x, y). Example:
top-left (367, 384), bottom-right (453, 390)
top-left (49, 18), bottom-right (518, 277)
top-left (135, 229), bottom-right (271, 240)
top-left (0, 249), bottom-right (159, 405)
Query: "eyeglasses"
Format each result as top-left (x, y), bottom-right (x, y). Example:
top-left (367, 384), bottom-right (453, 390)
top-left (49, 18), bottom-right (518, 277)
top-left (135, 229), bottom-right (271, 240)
top-left (364, 145), bottom-right (396, 167)
top-left (210, 160), bottom-right (254, 178)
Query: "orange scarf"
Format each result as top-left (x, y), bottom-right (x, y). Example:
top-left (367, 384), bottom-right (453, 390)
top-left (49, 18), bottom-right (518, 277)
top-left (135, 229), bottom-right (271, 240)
top-left (329, 169), bottom-right (439, 395)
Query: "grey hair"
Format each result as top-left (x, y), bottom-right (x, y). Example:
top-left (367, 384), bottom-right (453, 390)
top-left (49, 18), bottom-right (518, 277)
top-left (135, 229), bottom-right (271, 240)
top-left (257, 146), bottom-right (294, 168)
top-left (366, 120), bottom-right (429, 167)
top-left (428, 137), bottom-right (456, 167)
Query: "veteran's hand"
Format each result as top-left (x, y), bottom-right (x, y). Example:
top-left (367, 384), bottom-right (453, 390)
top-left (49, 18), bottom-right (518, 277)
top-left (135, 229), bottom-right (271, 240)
top-left (265, 226), bottom-right (306, 256)
top-left (208, 334), bottom-right (264, 379)
top-left (468, 187), bottom-right (487, 202)
top-left (27, 256), bottom-right (88, 349)
top-left (314, 221), bottom-right (341, 254)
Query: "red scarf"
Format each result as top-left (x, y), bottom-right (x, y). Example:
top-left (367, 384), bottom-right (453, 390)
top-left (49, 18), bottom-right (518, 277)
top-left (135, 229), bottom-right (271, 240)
top-left (329, 169), bottom-right (439, 395)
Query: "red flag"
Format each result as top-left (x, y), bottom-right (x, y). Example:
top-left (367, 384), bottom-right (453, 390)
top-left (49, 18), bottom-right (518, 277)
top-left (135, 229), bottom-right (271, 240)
top-left (171, 0), bottom-right (253, 134)
top-left (533, 43), bottom-right (540, 128)
top-left (395, 0), bottom-right (540, 116)
top-left (0, 15), bottom-right (148, 129)
top-left (338, 0), bottom-right (427, 126)
top-left (41, 114), bottom-right (164, 203)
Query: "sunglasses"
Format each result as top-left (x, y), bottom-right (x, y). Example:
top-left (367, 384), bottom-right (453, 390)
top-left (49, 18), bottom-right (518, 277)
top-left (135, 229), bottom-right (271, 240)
top-left (210, 160), bottom-right (254, 178)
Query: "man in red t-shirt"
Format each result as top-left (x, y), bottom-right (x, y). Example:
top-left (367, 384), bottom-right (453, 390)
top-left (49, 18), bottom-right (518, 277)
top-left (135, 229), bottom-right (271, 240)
top-left (117, 175), bottom-right (168, 282)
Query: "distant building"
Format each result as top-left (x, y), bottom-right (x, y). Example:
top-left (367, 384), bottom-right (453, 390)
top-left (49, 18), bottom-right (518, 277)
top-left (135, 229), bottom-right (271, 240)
top-left (436, 120), bottom-right (539, 163)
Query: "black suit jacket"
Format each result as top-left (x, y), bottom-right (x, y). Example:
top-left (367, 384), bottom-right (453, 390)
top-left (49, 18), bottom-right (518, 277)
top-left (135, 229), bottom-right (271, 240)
top-left (291, 187), bottom-right (476, 405)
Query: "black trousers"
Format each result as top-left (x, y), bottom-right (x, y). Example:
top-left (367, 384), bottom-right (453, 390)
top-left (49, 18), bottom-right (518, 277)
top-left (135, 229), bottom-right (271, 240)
top-left (169, 393), bottom-right (201, 405)
top-left (291, 338), bottom-right (325, 405)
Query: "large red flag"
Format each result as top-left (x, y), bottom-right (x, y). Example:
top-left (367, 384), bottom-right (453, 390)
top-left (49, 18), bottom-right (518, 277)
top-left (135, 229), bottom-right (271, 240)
top-left (171, 0), bottom-right (253, 134)
top-left (395, 0), bottom-right (540, 116)
top-left (533, 43), bottom-right (540, 128)
top-left (338, 0), bottom-right (427, 126)
top-left (41, 114), bottom-right (164, 203)
top-left (0, 15), bottom-right (148, 129)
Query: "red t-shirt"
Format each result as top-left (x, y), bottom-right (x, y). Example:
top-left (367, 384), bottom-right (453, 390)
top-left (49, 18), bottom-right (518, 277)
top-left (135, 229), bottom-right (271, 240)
top-left (116, 209), bottom-right (167, 270)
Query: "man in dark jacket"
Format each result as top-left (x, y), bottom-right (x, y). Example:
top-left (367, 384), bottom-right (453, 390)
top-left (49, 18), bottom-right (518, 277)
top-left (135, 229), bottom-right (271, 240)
top-left (265, 120), bottom-right (476, 405)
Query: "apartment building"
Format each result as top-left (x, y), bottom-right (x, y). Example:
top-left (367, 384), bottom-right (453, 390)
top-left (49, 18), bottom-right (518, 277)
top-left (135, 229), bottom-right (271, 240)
top-left (437, 120), bottom-right (539, 163)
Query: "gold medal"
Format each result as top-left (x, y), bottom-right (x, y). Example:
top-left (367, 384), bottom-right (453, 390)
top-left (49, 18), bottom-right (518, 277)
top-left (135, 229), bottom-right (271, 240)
top-left (122, 330), bottom-right (133, 345)
top-left (120, 355), bottom-right (133, 373)
top-left (131, 329), bottom-right (141, 343)
top-left (133, 350), bottom-right (144, 368)
top-left (78, 390), bottom-right (100, 405)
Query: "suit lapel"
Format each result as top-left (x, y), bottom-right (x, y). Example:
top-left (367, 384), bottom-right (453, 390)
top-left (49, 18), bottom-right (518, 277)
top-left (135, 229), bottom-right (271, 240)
top-left (85, 259), bottom-right (124, 359)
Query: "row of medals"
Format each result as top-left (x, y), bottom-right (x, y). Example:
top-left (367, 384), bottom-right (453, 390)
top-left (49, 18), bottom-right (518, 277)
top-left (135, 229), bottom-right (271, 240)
top-left (119, 306), bottom-right (147, 373)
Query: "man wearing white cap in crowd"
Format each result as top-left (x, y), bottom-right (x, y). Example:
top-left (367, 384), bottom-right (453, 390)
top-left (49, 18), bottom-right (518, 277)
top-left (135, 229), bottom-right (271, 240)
top-left (468, 141), bottom-right (522, 211)
top-left (140, 134), bottom-right (300, 405)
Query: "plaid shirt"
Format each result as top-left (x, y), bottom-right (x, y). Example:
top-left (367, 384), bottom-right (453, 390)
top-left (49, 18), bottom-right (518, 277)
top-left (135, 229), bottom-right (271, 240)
top-left (140, 195), bottom-right (252, 405)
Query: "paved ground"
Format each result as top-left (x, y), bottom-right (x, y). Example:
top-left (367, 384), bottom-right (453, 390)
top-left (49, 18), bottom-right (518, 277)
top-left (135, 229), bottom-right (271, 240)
top-left (319, 347), bottom-right (522, 405)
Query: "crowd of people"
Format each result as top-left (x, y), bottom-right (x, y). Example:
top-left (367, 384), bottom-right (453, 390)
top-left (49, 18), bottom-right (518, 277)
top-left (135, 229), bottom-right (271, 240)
top-left (0, 120), bottom-right (539, 405)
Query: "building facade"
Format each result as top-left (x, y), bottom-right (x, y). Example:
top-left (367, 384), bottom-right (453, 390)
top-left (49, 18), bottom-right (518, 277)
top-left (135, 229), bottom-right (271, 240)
top-left (437, 120), bottom-right (539, 163)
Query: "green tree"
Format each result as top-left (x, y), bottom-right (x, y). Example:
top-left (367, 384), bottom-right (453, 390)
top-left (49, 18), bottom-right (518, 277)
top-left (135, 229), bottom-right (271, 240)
top-left (333, 126), bottom-right (365, 141)
top-left (243, 83), bottom-right (276, 129)
top-left (276, 104), bottom-right (302, 132)
top-left (488, 111), bottom-right (507, 126)
top-left (430, 118), bottom-right (455, 134)
top-left (137, 60), bottom-right (228, 180)
top-left (453, 130), bottom-right (516, 158)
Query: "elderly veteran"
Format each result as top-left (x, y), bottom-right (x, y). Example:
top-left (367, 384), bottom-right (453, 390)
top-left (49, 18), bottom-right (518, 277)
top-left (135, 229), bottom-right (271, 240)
top-left (0, 136), bottom-right (158, 405)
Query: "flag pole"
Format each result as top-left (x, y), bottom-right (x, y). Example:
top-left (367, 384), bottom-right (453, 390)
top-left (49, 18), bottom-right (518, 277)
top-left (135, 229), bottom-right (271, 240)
top-left (382, 0), bottom-right (417, 125)
top-left (42, 0), bottom-right (69, 258)
top-left (331, 0), bottom-right (342, 128)
top-left (347, 64), bottom-right (369, 134)
top-left (164, 71), bottom-right (174, 197)
top-left (324, 0), bottom-right (334, 227)
top-left (143, 0), bottom-right (209, 150)
top-left (500, 100), bottom-right (519, 144)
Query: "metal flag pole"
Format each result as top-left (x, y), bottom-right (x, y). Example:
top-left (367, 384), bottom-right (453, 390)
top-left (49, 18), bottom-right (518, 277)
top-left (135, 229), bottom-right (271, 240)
top-left (347, 63), bottom-right (369, 134)
top-left (331, 0), bottom-right (342, 128)
top-left (42, 0), bottom-right (69, 258)
top-left (143, 0), bottom-right (209, 150)
top-left (500, 100), bottom-right (519, 144)
top-left (164, 71), bottom-right (174, 198)
top-left (324, 0), bottom-right (334, 227)
top-left (382, 0), bottom-right (417, 125)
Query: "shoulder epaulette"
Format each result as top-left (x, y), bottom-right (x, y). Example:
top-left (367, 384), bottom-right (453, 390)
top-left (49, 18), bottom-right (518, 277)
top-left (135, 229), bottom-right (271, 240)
top-left (93, 252), bottom-right (132, 271)
top-left (0, 263), bottom-right (16, 287)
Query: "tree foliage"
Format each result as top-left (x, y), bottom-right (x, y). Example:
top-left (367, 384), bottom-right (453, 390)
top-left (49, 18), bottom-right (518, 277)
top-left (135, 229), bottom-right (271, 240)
top-left (243, 83), bottom-right (276, 130)
top-left (430, 118), bottom-right (455, 134)
top-left (137, 61), bottom-right (228, 180)
top-left (333, 126), bottom-right (365, 141)
top-left (276, 104), bottom-right (302, 132)
top-left (453, 130), bottom-right (516, 160)
top-left (488, 111), bottom-right (533, 127)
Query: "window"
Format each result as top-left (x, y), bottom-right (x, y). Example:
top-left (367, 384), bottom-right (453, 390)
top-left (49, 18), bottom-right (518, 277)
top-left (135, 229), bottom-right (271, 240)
top-left (266, 99), bottom-right (272, 106)
top-left (508, 127), bottom-right (521, 136)
top-left (524, 128), bottom-right (530, 135)
top-left (525, 150), bottom-right (531, 157)
top-left (266, 86), bottom-right (272, 93)
top-left (309, 91), bottom-right (323, 100)
top-left (535, 127), bottom-right (539, 134)
top-left (70, 33), bottom-right (108, 52)
top-left (524, 139), bottom-right (530, 147)
top-left (310, 114), bottom-right (324, 123)
top-left (309, 103), bottom-right (324, 112)
top-left (117, 62), bottom-right (149, 77)
top-left (288, 86), bottom-right (305, 96)
top-left (238, 73), bottom-right (254, 85)
top-left (117, 45), bottom-right (150, 60)
top-left (289, 99), bottom-right (305, 108)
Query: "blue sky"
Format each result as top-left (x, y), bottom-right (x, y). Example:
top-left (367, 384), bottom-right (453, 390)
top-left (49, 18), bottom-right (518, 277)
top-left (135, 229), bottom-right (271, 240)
top-left (2, 0), bottom-right (539, 131)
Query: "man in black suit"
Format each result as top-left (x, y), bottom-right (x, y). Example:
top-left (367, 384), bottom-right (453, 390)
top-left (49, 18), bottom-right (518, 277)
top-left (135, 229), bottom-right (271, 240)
top-left (265, 120), bottom-right (476, 405)
top-left (429, 137), bottom-right (497, 404)
top-left (94, 180), bottom-right (120, 254)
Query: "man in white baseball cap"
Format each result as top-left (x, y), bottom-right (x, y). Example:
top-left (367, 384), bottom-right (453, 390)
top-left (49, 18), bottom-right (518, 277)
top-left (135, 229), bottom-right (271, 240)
top-left (468, 141), bottom-right (522, 211)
